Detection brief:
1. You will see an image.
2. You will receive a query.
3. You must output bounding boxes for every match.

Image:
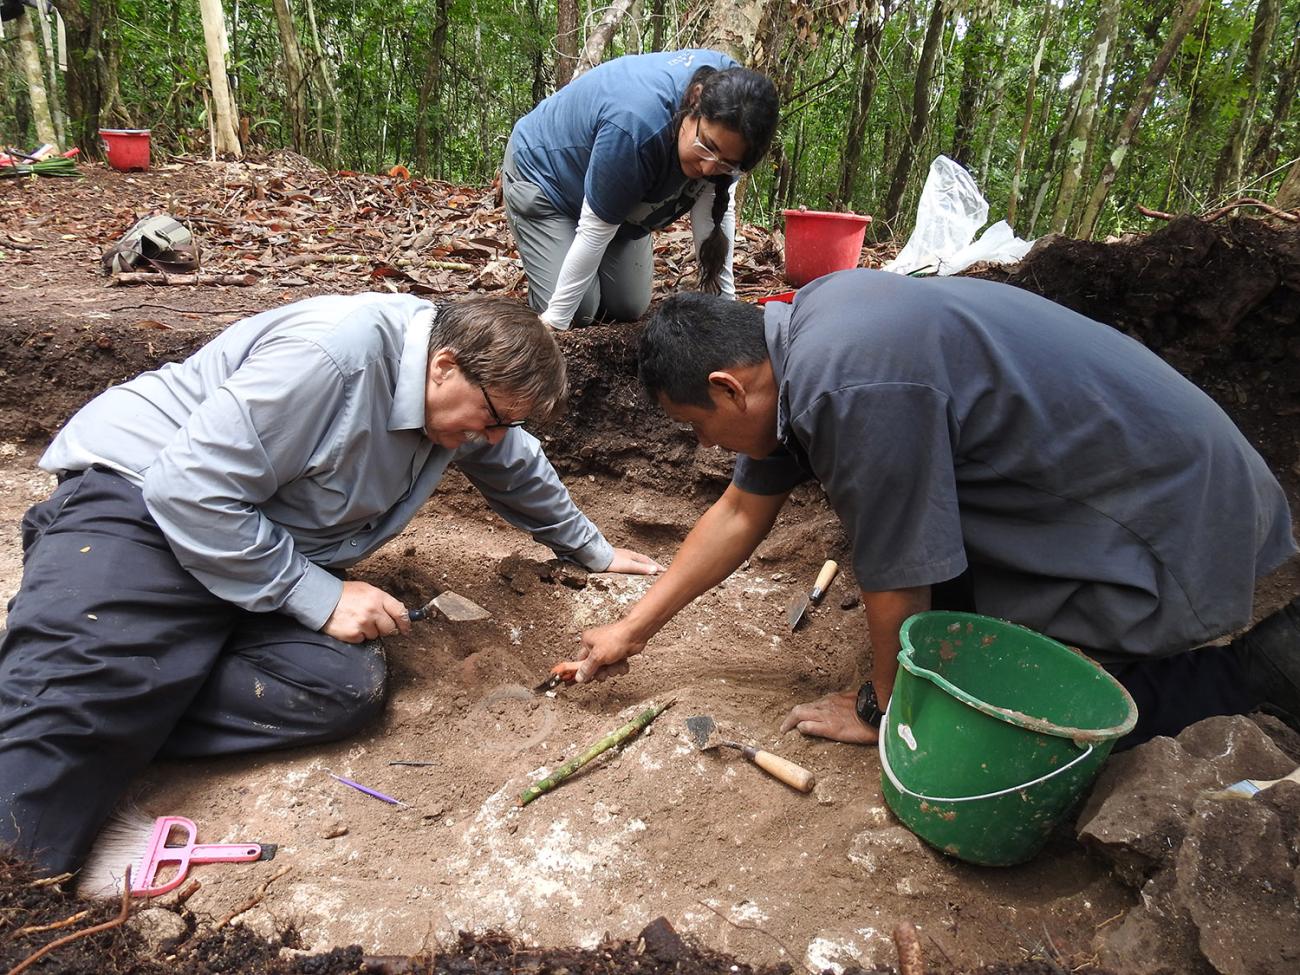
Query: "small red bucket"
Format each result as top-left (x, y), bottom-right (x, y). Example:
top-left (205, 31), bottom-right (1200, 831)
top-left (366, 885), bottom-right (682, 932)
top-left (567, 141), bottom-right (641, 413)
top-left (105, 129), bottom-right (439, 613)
top-left (99, 129), bottom-right (151, 172)
top-left (782, 209), bottom-right (872, 287)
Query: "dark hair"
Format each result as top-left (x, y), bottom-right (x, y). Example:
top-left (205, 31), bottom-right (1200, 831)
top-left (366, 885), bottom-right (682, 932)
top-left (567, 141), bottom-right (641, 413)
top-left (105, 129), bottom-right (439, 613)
top-left (638, 292), bottom-right (769, 407)
top-left (430, 298), bottom-right (567, 422)
top-left (676, 65), bottom-right (779, 295)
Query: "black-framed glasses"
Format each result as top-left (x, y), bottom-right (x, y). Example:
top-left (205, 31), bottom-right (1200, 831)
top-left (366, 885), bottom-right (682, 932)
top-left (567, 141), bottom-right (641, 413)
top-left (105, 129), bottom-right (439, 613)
top-left (480, 384), bottom-right (527, 429)
top-left (692, 117), bottom-right (744, 177)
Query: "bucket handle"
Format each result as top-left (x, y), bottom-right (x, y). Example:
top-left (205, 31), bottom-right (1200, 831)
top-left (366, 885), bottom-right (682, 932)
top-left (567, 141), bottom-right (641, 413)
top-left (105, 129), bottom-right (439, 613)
top-left (878, 706), bottom-right (1095, 804)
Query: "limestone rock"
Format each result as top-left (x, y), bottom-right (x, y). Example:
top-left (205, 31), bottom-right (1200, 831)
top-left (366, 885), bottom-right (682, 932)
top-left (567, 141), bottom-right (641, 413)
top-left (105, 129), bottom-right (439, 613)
top-left (1077, 715), bottom-right (1294, 887)
top-left (127, 907), bottom-right (188, 954)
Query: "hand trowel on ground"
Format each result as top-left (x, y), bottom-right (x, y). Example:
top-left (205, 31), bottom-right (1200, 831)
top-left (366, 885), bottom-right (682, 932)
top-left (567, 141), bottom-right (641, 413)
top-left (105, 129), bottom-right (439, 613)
top-left (408, 587), bottom-right (491, 623)
top-left (786, 560), bottom-right (839, 631)
top-left (685, 715), bottom-right (816, 793)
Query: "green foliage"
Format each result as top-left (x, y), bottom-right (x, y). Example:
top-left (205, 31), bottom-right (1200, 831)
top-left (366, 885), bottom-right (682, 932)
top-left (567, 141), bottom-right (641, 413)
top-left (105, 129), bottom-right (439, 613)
top-left (2, 0), bottom-right (1297, 239)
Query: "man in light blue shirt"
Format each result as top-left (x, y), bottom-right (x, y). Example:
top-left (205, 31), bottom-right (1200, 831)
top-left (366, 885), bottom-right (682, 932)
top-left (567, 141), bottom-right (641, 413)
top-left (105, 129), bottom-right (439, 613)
top-left (0, 292), bottom-right (660, 875)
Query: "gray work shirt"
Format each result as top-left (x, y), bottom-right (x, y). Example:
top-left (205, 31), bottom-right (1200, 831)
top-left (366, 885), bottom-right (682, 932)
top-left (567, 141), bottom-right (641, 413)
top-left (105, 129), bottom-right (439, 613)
top-left (734, 269), bottom-right (1296, 660)
top-left (41, 292), bottom-right (613, 631)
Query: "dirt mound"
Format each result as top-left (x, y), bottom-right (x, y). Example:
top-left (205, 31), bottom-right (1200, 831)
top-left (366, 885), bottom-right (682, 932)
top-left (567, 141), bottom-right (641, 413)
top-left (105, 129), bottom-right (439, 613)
top-left (975, 216), bottom-right (1300, 477)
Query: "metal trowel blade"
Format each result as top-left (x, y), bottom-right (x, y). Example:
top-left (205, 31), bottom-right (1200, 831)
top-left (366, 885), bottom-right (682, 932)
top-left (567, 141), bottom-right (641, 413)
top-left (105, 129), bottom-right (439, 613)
top-left (432, 590), bottom-right (491, 621)
top-left (685, 714), bottom-right (720, 751)
top-left (785, 591), bottom-right (810, 631)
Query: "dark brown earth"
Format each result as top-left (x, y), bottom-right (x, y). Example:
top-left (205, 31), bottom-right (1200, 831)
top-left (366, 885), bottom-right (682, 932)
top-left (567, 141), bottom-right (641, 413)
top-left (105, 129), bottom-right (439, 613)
top-left (1, 162), bottom-right (1298, 975)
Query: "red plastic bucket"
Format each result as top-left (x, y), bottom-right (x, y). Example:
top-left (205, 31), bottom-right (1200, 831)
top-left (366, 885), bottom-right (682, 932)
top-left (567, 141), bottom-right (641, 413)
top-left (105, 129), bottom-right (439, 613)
top-left (782, 209), bottom-right (872, 287)
top-left (99, 129), bottom-right (151, 172)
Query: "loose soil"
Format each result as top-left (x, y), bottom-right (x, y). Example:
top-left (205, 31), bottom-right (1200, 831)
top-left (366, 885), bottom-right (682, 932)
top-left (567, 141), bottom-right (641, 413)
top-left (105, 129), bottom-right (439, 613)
top-left (1, 162), bottom-right (1297, 975)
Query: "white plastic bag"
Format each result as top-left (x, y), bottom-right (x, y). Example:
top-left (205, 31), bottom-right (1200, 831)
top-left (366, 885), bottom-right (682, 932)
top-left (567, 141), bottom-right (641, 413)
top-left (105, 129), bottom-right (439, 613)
top-left (884, 156), bottom-right (1033, 276)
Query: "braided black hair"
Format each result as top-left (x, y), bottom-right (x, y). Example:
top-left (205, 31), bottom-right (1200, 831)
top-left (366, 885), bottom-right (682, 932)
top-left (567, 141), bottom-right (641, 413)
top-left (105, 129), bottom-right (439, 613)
top-left (674, 65), bottom-right (779, 294)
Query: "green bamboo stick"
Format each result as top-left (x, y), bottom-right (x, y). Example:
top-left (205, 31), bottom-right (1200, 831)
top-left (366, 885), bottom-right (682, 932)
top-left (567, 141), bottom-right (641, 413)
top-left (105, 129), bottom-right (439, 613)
top-left (517, 699), bottom-right (675, 807)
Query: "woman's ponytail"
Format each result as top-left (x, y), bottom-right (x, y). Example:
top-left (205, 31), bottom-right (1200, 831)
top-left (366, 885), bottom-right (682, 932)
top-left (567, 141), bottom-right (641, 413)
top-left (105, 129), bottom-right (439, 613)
top-left (675, 64), bottom-right (779, 294)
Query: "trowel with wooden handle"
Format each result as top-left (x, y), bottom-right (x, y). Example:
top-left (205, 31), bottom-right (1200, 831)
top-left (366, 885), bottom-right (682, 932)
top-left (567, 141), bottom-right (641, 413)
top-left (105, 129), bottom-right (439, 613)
top-left (786, 559), bottom-right (839, 631)
top-left (685, 715), bottom-right (817, 793)
top-left (408, 588), bottom-right (491, 623)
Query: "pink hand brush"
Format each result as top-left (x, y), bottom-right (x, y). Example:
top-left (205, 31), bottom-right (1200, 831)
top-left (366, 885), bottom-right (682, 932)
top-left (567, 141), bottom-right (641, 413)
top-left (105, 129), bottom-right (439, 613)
top-left (78, 811), bottom-right (277, 898)
top-left (133, 815), bottom-right (276, 896)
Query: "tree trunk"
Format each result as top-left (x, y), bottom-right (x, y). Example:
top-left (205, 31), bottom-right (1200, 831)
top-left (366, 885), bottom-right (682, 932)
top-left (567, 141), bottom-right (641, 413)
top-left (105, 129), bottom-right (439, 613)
top-left (975, 12), bottom-right (1017, 181)
top-left (650, 0), bottom-right (667, 52)
top-left (882, 0), bottom-right (947, 227)
top-left (302, 0), bottom-right (342, 166)
top-left (16, 10), bottom-right (58, 147)
top-left (31, 1), bottom-right (68, 145)
top-left (573, 0), bottom-right (636, 79)
top-left (1210, 0), bottom-right (1280, 198)
top-left (1006, 6), bottom-right (1053, 228)
top-left (555, 0), bottom-right (579, 89)
top-left (48, 0), bottom-right (105, 156)
top-left (1246, 28), bottom-right (1299, 178)
top-left (271, 0), bottom-right (309, 153)
top-left (833, 5), bottom-right (887, 209)
top-left (950, 16), bottom-right (987, 169)
top-left (1276, 157), bottom-right (1300, 210)
top-left (1049, 0), bottom-right (1119, 235)
top-left (689, 0), bottom-right (768, 65)
top-left (198, 0), bottom-right (242, 156)
top-left (1077, 0), bottom-right (1206, 239)
top-left (413, 0), bottom-right (450, 173)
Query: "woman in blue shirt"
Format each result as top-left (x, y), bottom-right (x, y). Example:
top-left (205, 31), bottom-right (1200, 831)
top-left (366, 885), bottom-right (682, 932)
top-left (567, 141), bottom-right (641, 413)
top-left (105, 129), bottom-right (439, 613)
top-left (503, 50), bottom-right (778, 330)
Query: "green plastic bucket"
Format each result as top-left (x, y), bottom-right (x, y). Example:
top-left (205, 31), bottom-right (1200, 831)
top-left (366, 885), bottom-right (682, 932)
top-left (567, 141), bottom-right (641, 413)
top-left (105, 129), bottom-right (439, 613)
top-left (879, 611), bottom-right (1137, 866)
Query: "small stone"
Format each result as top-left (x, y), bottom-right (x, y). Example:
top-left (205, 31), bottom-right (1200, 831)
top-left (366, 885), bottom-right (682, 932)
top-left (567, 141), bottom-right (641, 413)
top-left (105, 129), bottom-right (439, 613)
top-left (127, 908), bottom-right (188, 954)
top-left (321, 823), bottom-right (348, 839)
top-left (840, 593), bottom-right (861, 610)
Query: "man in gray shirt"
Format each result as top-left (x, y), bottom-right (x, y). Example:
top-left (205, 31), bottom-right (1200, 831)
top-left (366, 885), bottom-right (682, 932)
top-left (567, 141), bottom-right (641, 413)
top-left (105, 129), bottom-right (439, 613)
top-left (0, 292), bottom-right (660, 875)
top-left (560, 270), bottom-right (1299, 748)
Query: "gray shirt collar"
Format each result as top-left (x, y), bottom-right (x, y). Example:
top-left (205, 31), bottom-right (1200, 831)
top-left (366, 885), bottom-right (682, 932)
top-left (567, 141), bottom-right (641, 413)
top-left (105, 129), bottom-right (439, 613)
top-left (762, 300), bottom-right (794, 436)
top-left (389, 305), bottom-right (436, 432)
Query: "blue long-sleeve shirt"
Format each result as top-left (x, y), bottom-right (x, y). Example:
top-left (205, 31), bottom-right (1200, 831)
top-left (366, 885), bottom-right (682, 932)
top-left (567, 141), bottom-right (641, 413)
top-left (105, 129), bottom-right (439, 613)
top-left (40, 292), bottom-right (613, 630)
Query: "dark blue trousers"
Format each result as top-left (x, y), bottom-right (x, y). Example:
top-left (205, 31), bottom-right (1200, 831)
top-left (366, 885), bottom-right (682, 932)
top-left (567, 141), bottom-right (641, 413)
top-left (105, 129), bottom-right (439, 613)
top-left (0, 469), bottom-right (387, 874)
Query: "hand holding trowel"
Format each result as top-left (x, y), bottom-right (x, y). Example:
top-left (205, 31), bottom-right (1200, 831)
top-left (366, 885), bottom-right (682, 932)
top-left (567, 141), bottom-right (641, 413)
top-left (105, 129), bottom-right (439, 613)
top-left (786, 559), bottom-right (839, 631)
top-left (686, 715), bottom-right (816, 792)
top-left (407, 587), bottom-right (491, 623)
top-left (534, 660), bottom-right (581, 693)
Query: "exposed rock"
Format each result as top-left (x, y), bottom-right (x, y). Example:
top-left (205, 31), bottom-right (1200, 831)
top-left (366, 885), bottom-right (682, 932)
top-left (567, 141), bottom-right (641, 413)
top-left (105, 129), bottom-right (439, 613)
top-left (126, 907), bottom-right (188, 954)
top-left (496, 554), bottom-right (588, 594)
top-left (1077, 716), bottom-right (1295, 887)
top-left (1176, 789), bottom-right (1300, 975)
top-left (1086, 716), bottom-right (1300, 975)
top-left (1097, 866), bottom-right (1212, 975)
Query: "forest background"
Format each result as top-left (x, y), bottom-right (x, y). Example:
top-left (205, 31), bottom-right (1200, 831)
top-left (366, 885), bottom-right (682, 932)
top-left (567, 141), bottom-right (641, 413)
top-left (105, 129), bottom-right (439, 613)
top-left (3, 0), bottom-right (1299, 242)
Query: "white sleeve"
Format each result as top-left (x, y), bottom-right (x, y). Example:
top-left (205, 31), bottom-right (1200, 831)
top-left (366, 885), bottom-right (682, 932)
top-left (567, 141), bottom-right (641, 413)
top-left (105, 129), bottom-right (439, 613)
top-left (690, 181), bottom-right (738, 299)
top-left (541, 198), bottom-right (621, 330)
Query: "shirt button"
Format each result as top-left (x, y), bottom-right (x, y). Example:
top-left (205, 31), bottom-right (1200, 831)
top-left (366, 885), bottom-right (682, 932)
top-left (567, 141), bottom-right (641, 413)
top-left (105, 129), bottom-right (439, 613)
top-left (350, 539), bottom-right (358, 546)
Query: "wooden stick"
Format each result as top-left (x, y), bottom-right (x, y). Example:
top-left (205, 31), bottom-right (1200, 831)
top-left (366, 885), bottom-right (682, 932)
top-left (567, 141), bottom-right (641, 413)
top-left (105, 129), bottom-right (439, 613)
top-left (11, 910), bottom-right (92, 938)
top-left (517, 699), bottom-right (674, 807)
top-left (1202, 197), bottom-right (1299, 223)
top-left (26, 872), bottom-right (74, 888)
top-left (109, 272), bottom-right (258, 287)
top-left (284, 253), bottom-right (474, 271)
top-left (7, 867), bottom-right (132, 975)
top-left (892, 921), bottom-right (924, 975)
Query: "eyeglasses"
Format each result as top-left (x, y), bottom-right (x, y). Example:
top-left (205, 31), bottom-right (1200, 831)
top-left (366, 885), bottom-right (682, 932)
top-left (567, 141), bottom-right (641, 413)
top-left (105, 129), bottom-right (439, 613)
top-left (692, 118), bottom-right (744, 177)
top-left (480, 384), bottom-right (527, 429)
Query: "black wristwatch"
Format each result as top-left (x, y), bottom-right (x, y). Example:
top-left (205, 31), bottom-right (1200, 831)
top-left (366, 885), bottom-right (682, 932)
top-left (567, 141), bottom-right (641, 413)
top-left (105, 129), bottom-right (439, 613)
top-left (855, 681), bottom-right (883, 728)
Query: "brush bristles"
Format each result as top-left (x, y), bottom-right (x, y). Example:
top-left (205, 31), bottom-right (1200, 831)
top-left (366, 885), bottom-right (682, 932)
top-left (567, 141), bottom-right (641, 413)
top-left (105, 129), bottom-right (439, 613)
top-left (75, 807), bottom-right (157, 899)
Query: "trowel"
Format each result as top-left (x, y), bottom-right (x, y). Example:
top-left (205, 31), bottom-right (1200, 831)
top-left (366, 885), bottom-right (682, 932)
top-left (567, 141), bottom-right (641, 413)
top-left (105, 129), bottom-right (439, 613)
top-left (785, 559), bottom-right (839, 631)
top-left (685, 715), bottom-right (816, 793)
top-left (408, 588), bottom-right (491, 623)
